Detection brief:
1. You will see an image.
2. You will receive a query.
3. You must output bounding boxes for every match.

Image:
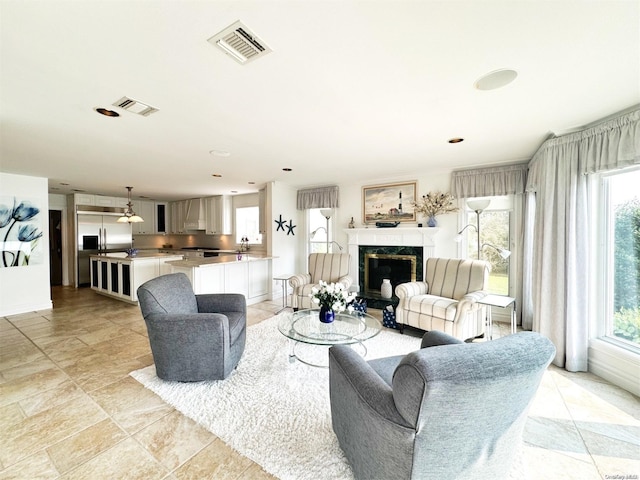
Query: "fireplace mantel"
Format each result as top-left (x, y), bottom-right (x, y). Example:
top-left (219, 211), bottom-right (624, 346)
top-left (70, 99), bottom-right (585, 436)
top-left (344, 227), bottom-right (439, 290)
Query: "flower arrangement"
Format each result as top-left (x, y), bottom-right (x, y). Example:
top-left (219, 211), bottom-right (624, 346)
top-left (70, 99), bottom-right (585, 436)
top-left (310, 280), bottom-right (357, 313)
top-left (411, 191), bottom-right (459, 217)
top-left (239, 236), bottom-right (249, 252)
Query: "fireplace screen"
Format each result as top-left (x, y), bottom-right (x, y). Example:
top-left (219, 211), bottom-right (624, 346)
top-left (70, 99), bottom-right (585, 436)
top-left (364, 253), bottom-right (417, 296)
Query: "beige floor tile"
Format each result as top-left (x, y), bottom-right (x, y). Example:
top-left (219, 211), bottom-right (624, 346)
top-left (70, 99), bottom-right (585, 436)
top-left (90, 376), bottom-right (174, 434)
top-left (134, 410), bottom-right (215, 470)
top-left (0, 450), bottom-right (59, 480)
top-left (172, 438), bottom-right (254, 480)
top-left (0, 367), bottom-right (70, 408)
top-left (46, 418), bottom-right (129, 474)
top-left (0, 356), bottom-right (59, 383)
top-left (237, 463), bottom-right (278, 480)
top-left (521, 444), bottom-right (601, 479)
top-left (18, 379), bottom-right (86, 416)
top-left (0, 394), bottom-right (107, 467)
top-left (0, 403), bottom-right (25, 431)
top-left (76, 324), bottom-right (137, 346)
top-left (0, 343), bottom-right (46, 371)
top-left (58, 438), bottom-right (169, 480)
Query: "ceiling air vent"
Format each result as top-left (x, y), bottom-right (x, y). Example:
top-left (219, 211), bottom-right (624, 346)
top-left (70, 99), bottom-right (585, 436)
top-left (112, 97), bottom-right (158, 116)
top-left (207, 20), bottom-right (272, 65)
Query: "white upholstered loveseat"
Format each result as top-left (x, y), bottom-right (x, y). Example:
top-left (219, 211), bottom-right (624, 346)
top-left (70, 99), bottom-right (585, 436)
top-left (395, 257), bottom-right (490, 341)
top-left (289, 253), bottom-right (353, 310)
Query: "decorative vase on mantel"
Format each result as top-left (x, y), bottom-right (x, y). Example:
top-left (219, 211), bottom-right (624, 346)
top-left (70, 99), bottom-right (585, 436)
top-left (380, 279), bottom-right (393, 299)
top-left (427, 215), bottom-right (437, 227)
top-left (319, 306), bottom-right (335, 323)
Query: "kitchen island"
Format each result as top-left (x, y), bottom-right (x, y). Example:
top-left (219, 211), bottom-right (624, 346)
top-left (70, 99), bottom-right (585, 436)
top-left (90, 252), bottom-right (183, 303)
top-left (166, 254), bottom-right (273, 305)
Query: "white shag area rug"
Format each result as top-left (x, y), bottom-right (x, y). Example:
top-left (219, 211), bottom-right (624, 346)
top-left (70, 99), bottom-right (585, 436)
top-left (130, 313), bottom-right (420, 479)
top-left (130, 313), bottom-right (526, 479)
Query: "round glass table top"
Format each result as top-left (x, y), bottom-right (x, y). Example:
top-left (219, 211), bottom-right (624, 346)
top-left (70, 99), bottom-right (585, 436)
top-left (277, 309), bottom-right (382, 346)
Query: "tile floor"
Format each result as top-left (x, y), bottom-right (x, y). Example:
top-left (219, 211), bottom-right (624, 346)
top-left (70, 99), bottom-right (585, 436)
top-left (1, 286), bottom-right (638, 479)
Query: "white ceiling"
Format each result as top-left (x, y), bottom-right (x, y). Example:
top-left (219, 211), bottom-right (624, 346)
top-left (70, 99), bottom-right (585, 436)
top-left (1, 1), bottom-right (638, 201)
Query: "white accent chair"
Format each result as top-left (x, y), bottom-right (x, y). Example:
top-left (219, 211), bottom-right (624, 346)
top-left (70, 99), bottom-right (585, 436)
top-left (289, 253), bottom-right (353, 310)
top-left (395, 257), bottom-right (490, 341)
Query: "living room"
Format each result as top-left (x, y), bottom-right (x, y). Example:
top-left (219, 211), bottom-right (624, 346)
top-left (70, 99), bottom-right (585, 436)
top-left (1, 1), bottom-right (639, 478)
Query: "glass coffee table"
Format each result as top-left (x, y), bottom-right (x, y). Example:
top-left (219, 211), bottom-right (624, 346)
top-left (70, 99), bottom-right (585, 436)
top-left (277, 309), bottom-right (382, 367)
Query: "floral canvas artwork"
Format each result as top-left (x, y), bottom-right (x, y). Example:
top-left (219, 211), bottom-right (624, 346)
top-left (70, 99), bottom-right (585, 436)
top-left (0, 197), bottom-right (44, 268)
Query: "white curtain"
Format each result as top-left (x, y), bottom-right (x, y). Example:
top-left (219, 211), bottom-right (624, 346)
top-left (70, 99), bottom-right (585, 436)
top-left (524, 108), bottom-right (640, 371)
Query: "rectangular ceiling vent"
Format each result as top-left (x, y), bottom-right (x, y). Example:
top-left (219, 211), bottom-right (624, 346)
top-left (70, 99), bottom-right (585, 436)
top-left (207, 20), bottom-right (272, 65)
top-left (112, 97), bottom-right (158, 116)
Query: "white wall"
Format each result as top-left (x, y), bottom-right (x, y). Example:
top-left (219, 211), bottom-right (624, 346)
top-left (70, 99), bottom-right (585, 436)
top-left (268, 181), bottom-right (299, 302)
top-left (0, 173), bottom-right (52, 315)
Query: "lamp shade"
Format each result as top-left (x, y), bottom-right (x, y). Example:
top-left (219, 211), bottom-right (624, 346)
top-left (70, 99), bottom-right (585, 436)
top-left (466, 199), bottom-right (491, 212)
top-left (320, 209), bottom-right (333, 219)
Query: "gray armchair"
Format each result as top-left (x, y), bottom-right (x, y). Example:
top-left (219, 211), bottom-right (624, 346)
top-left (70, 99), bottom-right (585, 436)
top-left (329, 331), bottom-right (555, 480)
top-left (137, 273), bottom-right (246, 382)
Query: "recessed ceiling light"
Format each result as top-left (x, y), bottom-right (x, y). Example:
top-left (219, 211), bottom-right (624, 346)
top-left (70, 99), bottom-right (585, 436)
top-left (282, 168), bottom-right (292, 172)
top-left (60, 182), bottom-right (69, 185)
top-left (448, 138), bottom-right (464, 144)
top-left (212, 174), bottom-right (222, 177)
top-left (209, 150), bottom-right (231, 157)
top-left (474, 69), bottom-right (518, 91)
top-left (231, 190), bottom-right (238, 194)
top-left (72, 189), bottom-right (86, 192)
top-left (95, 107), bottom-right (120, 117)
top-left (248, 181), bottom-right (255, 184)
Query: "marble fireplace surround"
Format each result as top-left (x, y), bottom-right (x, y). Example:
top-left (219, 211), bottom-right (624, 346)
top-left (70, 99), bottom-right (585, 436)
top-left (344, 227), bottom-right (439, 293)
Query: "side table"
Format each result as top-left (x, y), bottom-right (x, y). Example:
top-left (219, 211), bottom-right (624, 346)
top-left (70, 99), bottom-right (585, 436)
top-left (478, 294), bottom-right (516, 340)
top-left (273, 274), bottom-right (294, 313)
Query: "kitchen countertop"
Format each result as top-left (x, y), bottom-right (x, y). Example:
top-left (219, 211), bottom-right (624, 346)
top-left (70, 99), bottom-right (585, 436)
top-left (90, 252), bottom-right (184, 261)
top-left (167, 254), bottom-right (274, 268)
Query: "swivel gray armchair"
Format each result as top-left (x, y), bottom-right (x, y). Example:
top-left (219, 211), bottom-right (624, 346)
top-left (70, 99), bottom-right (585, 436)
top-left (329, 331), bottom-right (555, 480)
top-left (137, 273), bottom-right (246, 382)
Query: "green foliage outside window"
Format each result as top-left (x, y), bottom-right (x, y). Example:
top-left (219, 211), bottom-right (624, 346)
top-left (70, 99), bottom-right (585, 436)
top-left (613, 198), bottom-right (640, 344)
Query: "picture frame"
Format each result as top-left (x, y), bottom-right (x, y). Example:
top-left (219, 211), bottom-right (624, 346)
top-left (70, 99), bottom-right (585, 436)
top-left (362, 181), bottom-right (417, 224)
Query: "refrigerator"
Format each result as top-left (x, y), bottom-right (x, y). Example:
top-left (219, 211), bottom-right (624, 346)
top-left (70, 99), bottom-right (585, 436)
top-left (77, 207), bottom-right (132, 286)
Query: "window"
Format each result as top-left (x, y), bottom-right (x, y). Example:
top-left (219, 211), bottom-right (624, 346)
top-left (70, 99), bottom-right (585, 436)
top-left (460, 196), bottom-right (513, 296)
top-left (235, 206), bottom-right (262, 245)
top-left (602, 168), bottom-right (640, 348)
top-left (308, 208), bottom-right (336, 253)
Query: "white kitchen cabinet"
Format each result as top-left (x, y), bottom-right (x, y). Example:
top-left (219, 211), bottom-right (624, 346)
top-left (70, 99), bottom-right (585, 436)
top-left (90, 254), bottom-right (182, 303)
top-left (169, 257), bottom-right (272, 305)
top-left (169, 200), bottom-right (187, 234)
top-left (205, 195), bottom-right (232, 235)
top-left (249, 259), bottom-right (269, 298)
top-left (132, 200), bottom-right (156, 234)
top-left (74, 193), bottom-right (95, 206)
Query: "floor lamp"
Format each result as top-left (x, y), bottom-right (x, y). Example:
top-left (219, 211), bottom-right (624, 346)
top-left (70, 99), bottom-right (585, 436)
top-left (310, 209), bottom-right (342, 253)
top-left (454, 199), bottom-right (511, 260)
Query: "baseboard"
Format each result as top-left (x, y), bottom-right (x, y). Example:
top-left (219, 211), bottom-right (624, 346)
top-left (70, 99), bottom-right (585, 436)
top-left (0, 300), bottom-right (53, 317)
top-left (588, 339), bottom-right (640, 397)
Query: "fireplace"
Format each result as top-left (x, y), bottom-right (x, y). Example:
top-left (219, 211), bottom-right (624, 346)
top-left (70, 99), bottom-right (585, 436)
top-left (364, 252), bottom-right (417, 295)
top-left (345, 227), bottom-right (438, 308)
top-left (358, 245), bottom-right (423, 300)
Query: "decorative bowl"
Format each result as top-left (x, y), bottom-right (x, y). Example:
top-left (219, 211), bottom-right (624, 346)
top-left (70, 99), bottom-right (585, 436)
top-left (125, 248), bottom-right (138, 257)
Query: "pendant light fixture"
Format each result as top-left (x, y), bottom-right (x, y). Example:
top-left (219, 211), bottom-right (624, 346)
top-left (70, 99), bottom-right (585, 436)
top-left (117, 186), bottom-right (144, 223)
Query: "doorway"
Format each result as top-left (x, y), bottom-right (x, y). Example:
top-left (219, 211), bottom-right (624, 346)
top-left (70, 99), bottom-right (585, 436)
top-left (49, 210), bottom-right (62, 286)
